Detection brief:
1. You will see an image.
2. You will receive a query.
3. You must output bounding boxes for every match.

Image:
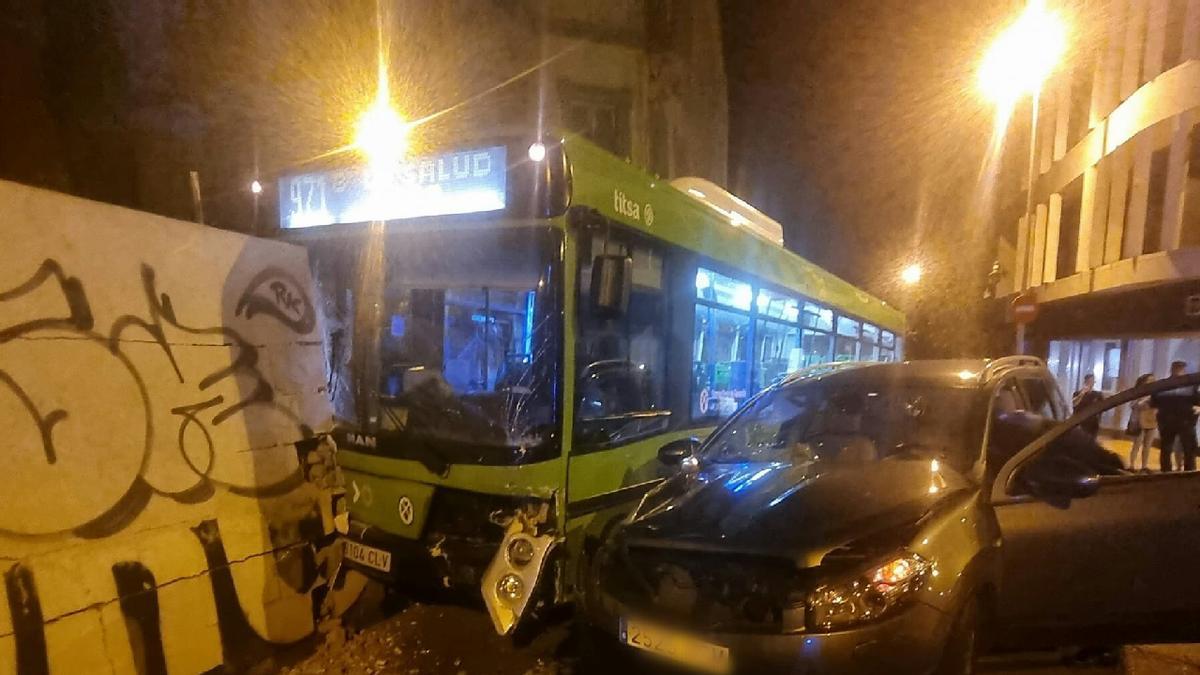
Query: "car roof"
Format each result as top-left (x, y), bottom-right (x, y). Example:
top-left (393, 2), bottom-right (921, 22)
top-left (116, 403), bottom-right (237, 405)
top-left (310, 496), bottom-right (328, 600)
top-left (778, 357), bottom-right (1047, 390)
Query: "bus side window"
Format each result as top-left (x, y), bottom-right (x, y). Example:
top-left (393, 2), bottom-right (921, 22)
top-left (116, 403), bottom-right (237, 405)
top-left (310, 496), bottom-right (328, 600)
top-left (575, 229), bottom-right (670, 450)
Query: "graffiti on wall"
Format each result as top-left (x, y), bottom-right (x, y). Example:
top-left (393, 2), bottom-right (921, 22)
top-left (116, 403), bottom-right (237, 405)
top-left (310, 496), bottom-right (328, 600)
top-left (0, 259), bottom-right (321, 537)
top-left (1, 244), bottom-right (357, 674)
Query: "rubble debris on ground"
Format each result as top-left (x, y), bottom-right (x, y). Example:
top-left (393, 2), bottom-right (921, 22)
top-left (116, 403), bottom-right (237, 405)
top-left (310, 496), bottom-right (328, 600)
top-left (278, 602), bottom-right (571, 675)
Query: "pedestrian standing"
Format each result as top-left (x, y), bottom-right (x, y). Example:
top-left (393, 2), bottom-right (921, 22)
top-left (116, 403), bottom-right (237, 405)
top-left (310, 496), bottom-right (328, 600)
top-left (1073, 374), bottom-right (1104, 437)
top-left (1150, 361), bottom-right (1200, 472)
top-left (1127, 373), bottom-right (1157, 472)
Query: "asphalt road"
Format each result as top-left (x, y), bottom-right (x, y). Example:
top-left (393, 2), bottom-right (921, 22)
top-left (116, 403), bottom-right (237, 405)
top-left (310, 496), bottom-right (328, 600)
top-left (278, 601), bottom-right (1123, 675)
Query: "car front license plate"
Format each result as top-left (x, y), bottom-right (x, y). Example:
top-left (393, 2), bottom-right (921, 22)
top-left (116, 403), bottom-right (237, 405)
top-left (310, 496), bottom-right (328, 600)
top-left (620, 617), bottom-right (730, 674)
top-left (343, 540), bottom-right (392, 573)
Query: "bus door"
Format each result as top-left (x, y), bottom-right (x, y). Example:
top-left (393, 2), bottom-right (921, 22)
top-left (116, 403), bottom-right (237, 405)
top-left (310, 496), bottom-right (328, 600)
top-left (564, 223), bottom-right (685, 553)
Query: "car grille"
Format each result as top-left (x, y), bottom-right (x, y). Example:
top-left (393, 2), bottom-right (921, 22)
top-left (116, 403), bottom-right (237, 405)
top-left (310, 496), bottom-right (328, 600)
top-left (605, 544), bottom-right (804, 633)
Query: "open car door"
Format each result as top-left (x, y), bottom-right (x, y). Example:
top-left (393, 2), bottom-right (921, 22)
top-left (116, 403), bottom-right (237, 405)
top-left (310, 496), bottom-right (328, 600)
top-left (989, 373), bottom-right (1200, 646)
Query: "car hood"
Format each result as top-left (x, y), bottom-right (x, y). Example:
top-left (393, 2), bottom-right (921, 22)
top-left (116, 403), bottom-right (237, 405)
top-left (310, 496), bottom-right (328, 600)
top-left (623, 458), bottom-right (973, 567)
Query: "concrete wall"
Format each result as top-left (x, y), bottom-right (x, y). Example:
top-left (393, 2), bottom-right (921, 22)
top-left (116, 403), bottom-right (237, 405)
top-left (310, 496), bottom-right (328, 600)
top-left (0, 180), bottom-right (360, 674)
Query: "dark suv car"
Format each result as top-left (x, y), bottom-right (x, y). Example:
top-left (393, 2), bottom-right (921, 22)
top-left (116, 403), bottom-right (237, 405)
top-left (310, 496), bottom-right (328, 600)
top-left (581, 358), bottom-right (1200, 674)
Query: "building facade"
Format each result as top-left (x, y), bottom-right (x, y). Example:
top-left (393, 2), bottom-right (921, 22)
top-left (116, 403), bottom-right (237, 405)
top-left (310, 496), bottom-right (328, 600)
top-left (994, 0), bottom-right (1200, 417)
top-left (542, 1), bottom-right (728, 184)
top-left (0, 0), bottom-right (728, 232)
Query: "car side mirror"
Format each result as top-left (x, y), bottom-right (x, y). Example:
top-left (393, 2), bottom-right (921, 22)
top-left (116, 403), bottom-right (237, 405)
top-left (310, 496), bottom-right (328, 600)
top-left (1020, 455), bottom-right (1101, 502)
top-left (1029, 473), bottom-right (1100, 500)
top-left (590, 254), bottom-right (632, 319)
top-left (658, 437), bottom-right (700, 466)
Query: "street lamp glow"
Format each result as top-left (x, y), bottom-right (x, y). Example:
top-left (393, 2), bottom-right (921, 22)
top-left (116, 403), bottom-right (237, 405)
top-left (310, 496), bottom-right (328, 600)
top-left (527, 142), bottom-right (547, 162)
top-left (901, 264), bottom-right (923, 286)
top-left (249, 179), bottom-right (263, 195)
top-left (355, 90), bottom-right (410, 174)
top-left (978, 0), bottom-right (1068, 107)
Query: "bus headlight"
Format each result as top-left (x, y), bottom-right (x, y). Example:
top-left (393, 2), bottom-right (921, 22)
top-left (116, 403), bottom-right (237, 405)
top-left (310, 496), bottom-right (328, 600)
top-left (507, 537), bottom-right (536, 567)
top-left (497, 573), bottom-right (525, 602)
top-left (482, 530), bottom-right (555, 636)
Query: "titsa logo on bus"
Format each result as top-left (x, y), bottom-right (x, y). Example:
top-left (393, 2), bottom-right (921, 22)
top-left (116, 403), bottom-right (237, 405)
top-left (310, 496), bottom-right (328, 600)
top-left (614, 189), bottom-right (653, 226)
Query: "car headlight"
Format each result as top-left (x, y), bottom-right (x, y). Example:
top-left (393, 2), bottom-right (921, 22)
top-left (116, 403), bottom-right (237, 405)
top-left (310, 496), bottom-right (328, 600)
top-left (807, 552), bottom-right (932, 631)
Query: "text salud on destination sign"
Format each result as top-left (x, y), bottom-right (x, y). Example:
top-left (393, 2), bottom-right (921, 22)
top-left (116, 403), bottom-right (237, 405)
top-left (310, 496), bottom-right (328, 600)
top-left (278, 145), bottom-right (508, 229)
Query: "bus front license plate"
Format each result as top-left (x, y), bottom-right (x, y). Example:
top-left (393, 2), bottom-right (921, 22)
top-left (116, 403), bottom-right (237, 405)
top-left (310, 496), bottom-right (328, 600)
top-left (620, 617), bottom-right (730, 674)
top-left (343, 540), bottom-right (392, 573)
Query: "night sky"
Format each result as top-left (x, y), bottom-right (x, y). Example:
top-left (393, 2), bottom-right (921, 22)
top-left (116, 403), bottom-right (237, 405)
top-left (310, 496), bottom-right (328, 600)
top-left (723, 0), bottom-right (1017, 349)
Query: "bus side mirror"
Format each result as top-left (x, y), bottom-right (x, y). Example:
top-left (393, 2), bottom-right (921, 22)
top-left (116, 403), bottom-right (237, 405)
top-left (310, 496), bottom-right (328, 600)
top-left (590, 254), bottom-right (631, 319)
top-left (658, 437), bottom-right (700, 465)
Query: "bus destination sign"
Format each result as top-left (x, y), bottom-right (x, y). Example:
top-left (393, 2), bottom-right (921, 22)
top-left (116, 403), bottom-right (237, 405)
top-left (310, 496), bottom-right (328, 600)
top-left (278, 145), bottom-right (508, 229)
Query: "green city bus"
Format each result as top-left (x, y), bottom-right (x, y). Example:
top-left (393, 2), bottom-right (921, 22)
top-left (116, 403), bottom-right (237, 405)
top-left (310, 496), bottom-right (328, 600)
top-left (277, 134), bottom-right (904, 634)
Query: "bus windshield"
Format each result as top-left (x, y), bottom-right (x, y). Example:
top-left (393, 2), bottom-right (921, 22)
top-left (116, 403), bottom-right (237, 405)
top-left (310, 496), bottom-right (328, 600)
top-left (312, 225), bottom-right (562, 467)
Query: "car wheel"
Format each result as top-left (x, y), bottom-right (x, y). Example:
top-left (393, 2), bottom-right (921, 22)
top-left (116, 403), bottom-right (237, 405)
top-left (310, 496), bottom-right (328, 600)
top-left (935, 597), bottom-right (980, 675)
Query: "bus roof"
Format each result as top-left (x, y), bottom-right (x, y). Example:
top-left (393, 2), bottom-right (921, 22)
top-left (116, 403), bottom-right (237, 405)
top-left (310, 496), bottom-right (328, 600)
top-left (562, 134), bottom-right (905, 333)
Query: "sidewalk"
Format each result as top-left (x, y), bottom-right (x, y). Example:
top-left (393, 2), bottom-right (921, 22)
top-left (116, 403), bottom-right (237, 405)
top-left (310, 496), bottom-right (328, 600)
top-left (1126, 646), bottom-right (1200, 674)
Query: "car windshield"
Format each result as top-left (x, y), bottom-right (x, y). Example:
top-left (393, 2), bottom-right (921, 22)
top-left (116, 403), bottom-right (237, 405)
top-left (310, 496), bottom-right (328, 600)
top-left (703, 369), bottom-right (986, 474)
top-left (310, 226), bottom-right (561, 465)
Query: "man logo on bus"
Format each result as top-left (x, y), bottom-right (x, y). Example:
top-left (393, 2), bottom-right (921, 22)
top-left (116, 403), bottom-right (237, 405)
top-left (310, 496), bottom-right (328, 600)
top-left (644, 203), bottom-right (655, 227)
top-left (699, 387), bottom-right (711, 414)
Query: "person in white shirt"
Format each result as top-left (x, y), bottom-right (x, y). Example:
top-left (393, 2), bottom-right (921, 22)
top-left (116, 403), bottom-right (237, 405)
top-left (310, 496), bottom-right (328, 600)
top-left (1127, 373), bottom-right (1157, 472)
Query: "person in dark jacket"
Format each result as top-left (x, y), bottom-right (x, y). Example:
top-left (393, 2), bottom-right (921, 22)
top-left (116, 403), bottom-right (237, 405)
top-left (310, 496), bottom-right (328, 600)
top-left (1072, 374), bottom-right (1104, 437)
top-left (1150, 361), bottom-right (1200, 472)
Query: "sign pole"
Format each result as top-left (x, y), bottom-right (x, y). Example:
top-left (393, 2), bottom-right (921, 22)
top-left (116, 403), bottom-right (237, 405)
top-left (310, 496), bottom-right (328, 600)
top-left (1017, 92), bottom-right (1040, 359)
top-left (188, 170), bottom-right (206, 225)
top-left (1010, 293), bottom-right (1037, 356)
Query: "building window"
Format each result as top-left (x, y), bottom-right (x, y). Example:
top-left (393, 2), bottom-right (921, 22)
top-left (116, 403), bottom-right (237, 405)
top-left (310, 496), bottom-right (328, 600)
top-left (1162, 0), bottom-right (1188, 72)
top-left (1057, 176), bottom-right (1083, 278)
top-left (559, 82), bottom-right (632, 158)
top-left (550, 1), bottom-right (644, 45)
top-left (1144, 145), bottom-right (1171, 253)
top-left (1183, 126), bottom-right (1200, 248)
top-left (1067, 53), bottom-right (1095, 147)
